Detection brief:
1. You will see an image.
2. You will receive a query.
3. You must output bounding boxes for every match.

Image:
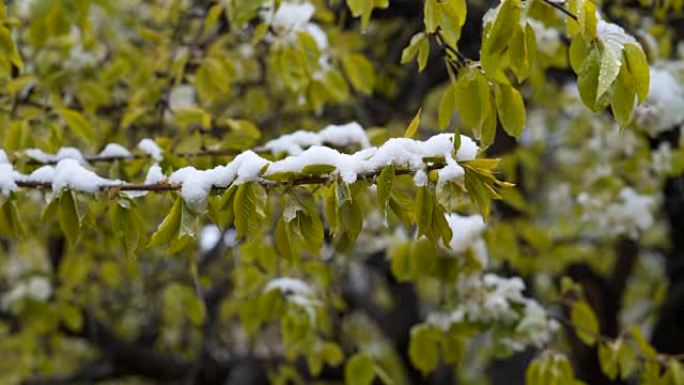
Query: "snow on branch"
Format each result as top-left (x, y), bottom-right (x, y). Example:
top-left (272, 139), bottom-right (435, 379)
top-left (0, 131), bottom-right (480, 212)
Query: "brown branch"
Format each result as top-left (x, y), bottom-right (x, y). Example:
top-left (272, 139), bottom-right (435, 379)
top-left (539, 0), bottom-right (579, 21)
top-left (14, 162), bottom-right (447, 193)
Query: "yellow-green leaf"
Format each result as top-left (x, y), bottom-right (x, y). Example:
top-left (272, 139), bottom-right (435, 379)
top-left (404, 108), bottom-right (421, 138)
top-left (571, 300), bottom-right (599, 346)
top-left (494, 83), bottom-right (526, 138)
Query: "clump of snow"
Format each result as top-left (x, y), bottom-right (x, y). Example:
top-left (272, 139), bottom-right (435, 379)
top-left (1, 276), bottom-right (52, 308)
top-left (98, 143), bottom-right (132, 158)
top-left (264, 277), bottom-right (313, 296)
top-left (304, 23), bottom-right (328, 49)
top-left (268, 2), bottom-right (315, 34)
top-left (652, 142), bottom-right (673, 175)
top-left (635, 66), bottom-right (684, 136)
top-left (127, 164), bottom-right (166, 198)
top-left (0, 163), bottom-right (18, 196)
top-left (597, 20), bottom-right (639, 54)
top-left (199, 224), bottom-right (221, 252)
top-left (25, 147), bottom-right (86, 164)
top-left (171, 133), bottom-right (478, 209)
top-left (169, 150), bottom-right (269, 212)
top-left (265, 122), bottom-right (371, 155)
top-left (137, 138), bottom-right (163, 161)
top-left (168, 85), bottom-right (196, 111)
top-left (445, 214), bottom-right (486, 253)
top-left (425, 272), bottom-right (556, 351)
top-left (578, 187), bottom-right (658, 239)
top-left (266, 146), bottom-right (372, 184)
top-left (144, 164), bottom-right (165, 184)
top-left (24, 166), bottom-right (55, 184)
top-left (51, 159), bottom-right (121, 193)
top-left (413, 169), bottom-right (428, 186)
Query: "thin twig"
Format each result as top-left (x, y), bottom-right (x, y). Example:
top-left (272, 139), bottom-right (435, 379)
top-left (539, 0), bottom-right (579, 21)
top-left (14, 163), bottom-right (447, 193)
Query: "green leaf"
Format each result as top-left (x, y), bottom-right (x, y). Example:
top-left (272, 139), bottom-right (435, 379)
top-left (0, 198), bottom-right (24, 237)
top-left (617, 339), bottom-right (637, 380)
top-left (494, 83), bottom-right (526, 138)
top-left (577, 49), bottom-right (607, 111)
top-left (509, 23), bottom-right (530, 82)
top-left (441, 330), bottom-right (465, 364)
top-left (346, 0), bottom-right (389, 30)
top-left (57, 108), bottom-right (95, 144)
top-left (598, 341), bottom-right (619, 380)
top-left (453, 68), bottom-right (493, 139)
top-left (611, 65), bottom-right (636, 127)
top-left (667, 359), bottom-right (684, 385)
top-left (569, 35), bottom-right (590, 74)
top-left (339, 188), bottom-right (363, 246)
top-left (322, 342), bottom-right (345, 366)
top-left (233, 182), bottom-right (267, 238)
top-left (424, 0), bottom-right (467, 48)
top-left (345, 353), bottom-right (376, 385)
top-left (390, 242), bottom-right (412, 281)
top-left (571, 300), bottom-right (599, 346)
top-left (148, 197), bottom-right (183, 247)
top-left (404, 108), bottom-right (421, 138)
top-left (401, 32), bottom-right (430, 72)
top-left (376, 166), bottom-right (394, 222)
top-left (597, 42), bottom-right (622, 102)
top-left (341, 53), bottom-right (375, 95)
top-left (628, 325), bottom-right (657, 358)
top-left (409, 324), bottom-right (441, 375)
top-left (274, 217), bottom-right (295, 260)
top-left (58, 191), bottom-right (80, 246)
top-left (481, 0), bottom-right (521, 76)
top-left (324, 182), bottom-right (340, 234)
top-left (416, 186), bottom-right (434, 242)
top-left (623, 43), bottom-right (650, 104)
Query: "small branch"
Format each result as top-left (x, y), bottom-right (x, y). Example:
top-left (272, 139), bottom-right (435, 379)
top-left (539, 0), bottom-right (578, 21)
top-left (14, 162), bottom-right (447, 193)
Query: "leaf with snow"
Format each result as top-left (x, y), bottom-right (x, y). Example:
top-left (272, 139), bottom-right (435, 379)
top-left (595, 21), bottom-right (639, 101)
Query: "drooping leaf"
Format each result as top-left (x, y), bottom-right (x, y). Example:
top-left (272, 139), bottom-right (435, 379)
top-left (404, 108), bottom-right (421, 138)
top-left (58, 191), bottom-right (80, 246)
top-left (494, 83), bottom-right (526, 138)
top-left (571, 300), bottom-right (600, 346)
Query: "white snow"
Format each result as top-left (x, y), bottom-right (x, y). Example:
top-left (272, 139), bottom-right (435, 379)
top-left (98, 143), bottom-right (132, 158)
top-left (144, 164), bottom-right (165, 184)
top-left (578, 187), bottom-right (658, 238)
top-left (170, 133), bottom-right (478, 209)
top-left (0, 150), bottom-right (8, 164)
top-left (413, 169), bottom-right (428, 186)
top-left (169, 150), bottom-right (269, 212)
top-left (264, 122), bottom-right (371, 155)
top-left (266, 146), bottom-right (372, 184)
top-left (304, 23), bottom-right (328, 49)
top-left (168, 85), bottom-right (196, 111)
top-left (137, 138), bottom-right (163, 161)
top-left (199, 224), bottom-right (221, 252)
top-left (126, 164), bottom-right (166, 198)
top-left (25, 147), bottom-right (86, 164)
top-left (268, 2), bottom-right (315, 34)
top-left (0, 164), bottom-right (18, 196)
top-left (1, 276), bottom-right (52, 308)
top-left (264, 277), bottom-right (313, 296)
top-left (635, 67), bottom-right (684, 135)
top-left (51, 159), bottom-right (121, 193)
top-left (24, 166), bottom-right (55, 183)
top-left (445, 214), bottom-right (486, 253)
